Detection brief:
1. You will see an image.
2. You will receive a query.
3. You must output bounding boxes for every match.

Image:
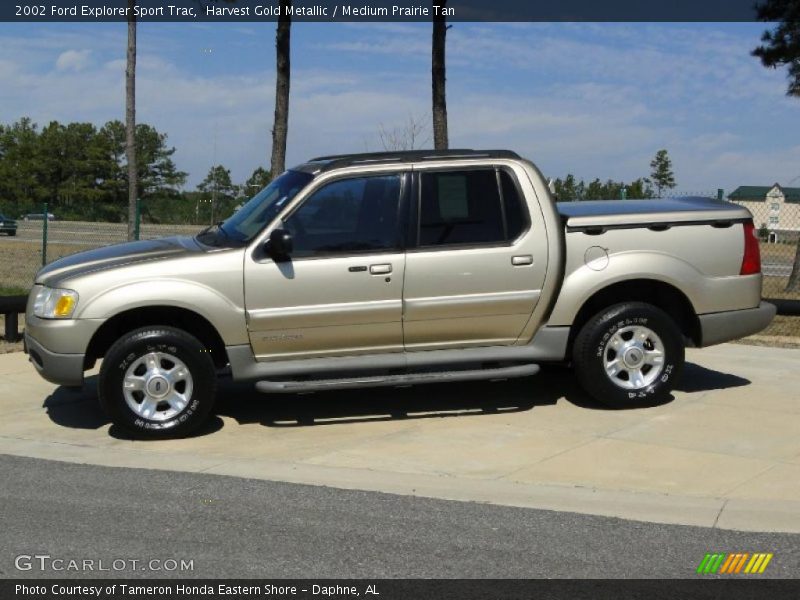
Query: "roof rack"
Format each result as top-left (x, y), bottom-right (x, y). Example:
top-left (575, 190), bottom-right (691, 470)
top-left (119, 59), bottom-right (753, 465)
top-left (309, 149), bottom-right (520, 172)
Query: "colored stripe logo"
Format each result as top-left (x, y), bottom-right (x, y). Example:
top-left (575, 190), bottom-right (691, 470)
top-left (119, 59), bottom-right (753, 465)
top-left (696, 553), bottom-right (773, 574)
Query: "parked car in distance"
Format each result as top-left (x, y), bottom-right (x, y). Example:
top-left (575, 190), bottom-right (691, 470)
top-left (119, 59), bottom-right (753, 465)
top-left (22, 213), bottom-right (56, 222)
top-left (0, 214), bottom-right (17, 236)
top-left (24, 149), bottom-right (776, 439)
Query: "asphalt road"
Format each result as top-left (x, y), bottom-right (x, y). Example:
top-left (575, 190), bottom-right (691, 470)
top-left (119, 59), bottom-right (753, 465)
top-left (1, 455), bottom-right (798, 579)
top-left (764, 263), bottom-right (794, 277)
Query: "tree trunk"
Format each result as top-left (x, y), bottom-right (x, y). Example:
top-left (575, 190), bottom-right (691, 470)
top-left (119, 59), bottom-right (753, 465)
top-left (270, 1), bottom-right (291, 180)
top-left (125, 1), bottom-right (137, 241)
top-left (787, 237), bottom-right (800, 292)
top-left (432, 2), bottom-right (449, 150)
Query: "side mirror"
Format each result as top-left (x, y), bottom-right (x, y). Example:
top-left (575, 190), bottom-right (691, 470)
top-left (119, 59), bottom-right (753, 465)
top-left (265, 228), bottom-right (293, 259)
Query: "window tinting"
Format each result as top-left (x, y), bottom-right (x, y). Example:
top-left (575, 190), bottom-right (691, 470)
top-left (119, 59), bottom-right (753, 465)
top-left (419, 170), bottom-right (504, 246)
top-left (418, 169), bottom-right (529, 247)
top-left (284, 175), bottom-right (401, 257)
top-left (220, 170), bottom-right (313, 243)
top-left (500, 170), bottom-right (528, 241)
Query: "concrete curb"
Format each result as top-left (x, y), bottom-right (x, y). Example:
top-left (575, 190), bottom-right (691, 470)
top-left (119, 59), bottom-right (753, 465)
top-left (2, 435), bottom-right (799, 533)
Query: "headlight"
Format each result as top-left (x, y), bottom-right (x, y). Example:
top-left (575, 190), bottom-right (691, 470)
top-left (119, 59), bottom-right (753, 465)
top-left (33, 287), bottom-right (79, 319)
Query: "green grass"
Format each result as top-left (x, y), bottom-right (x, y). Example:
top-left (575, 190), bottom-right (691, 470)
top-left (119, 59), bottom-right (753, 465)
top-left (0, 286), bottom-right (29, 296)
top-left (740, 315), bottom-right (800, 348)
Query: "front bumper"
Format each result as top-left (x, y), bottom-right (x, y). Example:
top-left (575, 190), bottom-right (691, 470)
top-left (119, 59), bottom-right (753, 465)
top-left (698, 301), bottom-right (777, 347)
top-left (25, 332), bottom-right (85, 387)
top-left (23, 312), bottom-right (103, 388)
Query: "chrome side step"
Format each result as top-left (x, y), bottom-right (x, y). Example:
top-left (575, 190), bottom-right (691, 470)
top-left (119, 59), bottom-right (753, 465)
top-left (255, 363), bottom-right (540, 394)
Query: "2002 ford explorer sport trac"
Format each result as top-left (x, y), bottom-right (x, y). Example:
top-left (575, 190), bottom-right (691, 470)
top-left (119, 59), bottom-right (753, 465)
top-left (24, 150), bottom-right (776, 438)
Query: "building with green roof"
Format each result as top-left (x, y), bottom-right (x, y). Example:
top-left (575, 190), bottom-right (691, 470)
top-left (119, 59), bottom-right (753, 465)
top-left (728, 184), bottom-right (800, 243)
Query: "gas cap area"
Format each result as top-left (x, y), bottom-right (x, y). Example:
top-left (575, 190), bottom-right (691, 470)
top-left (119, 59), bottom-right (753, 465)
top-left (584, 246), bottom-right (610, 271)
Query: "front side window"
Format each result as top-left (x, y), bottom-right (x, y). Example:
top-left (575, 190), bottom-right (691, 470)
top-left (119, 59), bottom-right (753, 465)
top-left (284, 174), bottom-right (402, 257)
top-left (213, 170), bottom-right (313, 244)
top-left (418, 169), bottom-right (528, 247)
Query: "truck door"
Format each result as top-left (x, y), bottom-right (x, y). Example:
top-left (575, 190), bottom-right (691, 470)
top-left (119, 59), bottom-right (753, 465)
top-left (402, 165), bottom-right (548, 349)
top-left (244, 172), bottom-right (408, 360)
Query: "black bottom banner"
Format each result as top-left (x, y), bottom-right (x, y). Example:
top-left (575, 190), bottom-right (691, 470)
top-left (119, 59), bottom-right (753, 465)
top-left (4, 579), bottom-right (800, 600)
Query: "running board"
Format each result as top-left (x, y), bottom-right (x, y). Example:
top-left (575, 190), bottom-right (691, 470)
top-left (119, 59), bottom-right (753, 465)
top-left (255, 363), bottom-right (540, 394)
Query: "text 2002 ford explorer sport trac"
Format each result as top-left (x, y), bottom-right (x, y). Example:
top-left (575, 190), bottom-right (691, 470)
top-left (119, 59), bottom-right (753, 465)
top-left (24, 150), bottom-right (775, 438)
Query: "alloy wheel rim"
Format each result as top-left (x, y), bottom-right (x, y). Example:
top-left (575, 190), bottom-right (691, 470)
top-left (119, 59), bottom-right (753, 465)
top-left (122, 352), bottom-right (193, 422)
top-left (602, 325), bottom-right (665, 390)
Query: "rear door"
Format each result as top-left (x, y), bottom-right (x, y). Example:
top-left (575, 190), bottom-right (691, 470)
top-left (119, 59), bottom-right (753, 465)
top-left (402, 165), bottom-right (548, 349)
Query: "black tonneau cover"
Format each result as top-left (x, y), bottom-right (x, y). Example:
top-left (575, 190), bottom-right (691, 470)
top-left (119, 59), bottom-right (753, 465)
top-left (557, 197), bottom-right (751, 232)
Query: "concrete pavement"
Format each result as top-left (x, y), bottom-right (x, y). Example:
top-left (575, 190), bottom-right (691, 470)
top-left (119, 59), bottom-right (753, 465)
top-left (0, 343), bottom-right (798, 532)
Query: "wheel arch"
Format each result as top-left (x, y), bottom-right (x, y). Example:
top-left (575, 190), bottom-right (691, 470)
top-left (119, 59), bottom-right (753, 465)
top-left (566, 279), bottom-right (701, 356)
top-left (85, 306), bottom-right (229, 370)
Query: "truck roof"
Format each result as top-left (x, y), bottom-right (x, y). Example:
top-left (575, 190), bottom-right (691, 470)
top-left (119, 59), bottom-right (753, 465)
top-left (292, 149), bottom-right (521, 174)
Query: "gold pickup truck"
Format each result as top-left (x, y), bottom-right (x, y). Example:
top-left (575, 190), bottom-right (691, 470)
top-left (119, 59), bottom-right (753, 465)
top-left (24, 150), bottom-right (775, 438)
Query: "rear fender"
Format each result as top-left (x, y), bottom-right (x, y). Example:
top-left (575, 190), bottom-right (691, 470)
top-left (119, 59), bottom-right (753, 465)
top-left (548, 252), bottom-right (761, 326)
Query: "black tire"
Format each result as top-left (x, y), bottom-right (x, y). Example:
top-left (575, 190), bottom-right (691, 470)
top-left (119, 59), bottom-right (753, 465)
top-left (99, 326), bottom-right (217, 439)
top-left (572, 302), bottom-right (684, 408)
top-left (8, 231), bottom-right (16, 237)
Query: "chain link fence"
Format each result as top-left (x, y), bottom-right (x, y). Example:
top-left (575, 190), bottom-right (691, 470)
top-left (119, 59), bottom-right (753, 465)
top-left (0, 199), bottom-right (207, 347)
top-left (2, 191), bottom-right (799, 345)
top-left (0, 200), bottom-right (204, 297)
top-left (655, 189), bottom-right (800, 300)
top-left (728, 190), bottom-right (800, 345)
top-left (654, 189), bottom-right (800, 344)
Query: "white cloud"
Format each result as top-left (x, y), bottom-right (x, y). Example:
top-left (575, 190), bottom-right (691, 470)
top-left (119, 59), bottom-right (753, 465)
top-left (1, 22), bottom-right (799, 195)
top-left (55, 49), bottom-right (91, 72)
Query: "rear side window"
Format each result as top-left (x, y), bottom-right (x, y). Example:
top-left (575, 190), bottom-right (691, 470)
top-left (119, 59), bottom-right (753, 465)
top-left (418, 169), bottom-right (528, 247)
top-left (500, 170), bottom-right (528, 241)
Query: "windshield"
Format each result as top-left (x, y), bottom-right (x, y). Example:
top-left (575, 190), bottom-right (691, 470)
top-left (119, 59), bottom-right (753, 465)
top-left (206, 170), bottom-right (313, 244)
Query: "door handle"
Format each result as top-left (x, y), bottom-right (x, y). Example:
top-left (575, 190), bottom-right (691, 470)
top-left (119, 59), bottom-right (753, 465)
top-left (511, 255), bottom-right (533, 266)
top-left (369, 264), bottom-right (392, 275)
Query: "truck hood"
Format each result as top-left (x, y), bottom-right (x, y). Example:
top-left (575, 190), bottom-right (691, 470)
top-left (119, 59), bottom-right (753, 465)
top-left (557, 197), bottom-right (751, 230)
top-left (35, 236), bottom-right (204, 287)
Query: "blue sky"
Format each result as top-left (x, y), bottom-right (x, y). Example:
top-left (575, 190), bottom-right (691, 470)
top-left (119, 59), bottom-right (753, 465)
top-left (0, 21), bottom-right (798, 193)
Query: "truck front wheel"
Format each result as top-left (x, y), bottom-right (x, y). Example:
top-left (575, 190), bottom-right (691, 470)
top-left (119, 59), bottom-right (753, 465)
top-left (99, 326), bottom-right (217, 438)
top-left (572, 302), bottom-right (684, 408)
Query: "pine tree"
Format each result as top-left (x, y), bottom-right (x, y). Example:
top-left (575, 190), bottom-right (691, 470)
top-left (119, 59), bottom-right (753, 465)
top-left (125, 0), bottom-right (137, 239)
top-left (649, 150), bottom-right (676, 197)
top-left (432, 0), bottom-right (450, 149)
top-left (270, 1), bottom-right (291, 179)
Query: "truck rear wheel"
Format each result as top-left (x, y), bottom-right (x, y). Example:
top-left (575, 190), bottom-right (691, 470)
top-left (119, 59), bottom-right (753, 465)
top-left (572, 302), bottom-right (684, 408)
top-left (98, 326), bottom-right (217, 438)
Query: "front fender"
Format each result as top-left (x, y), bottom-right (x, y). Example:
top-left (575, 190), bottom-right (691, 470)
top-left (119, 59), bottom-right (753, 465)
top-left (76, 279), bottom-right (249, 345)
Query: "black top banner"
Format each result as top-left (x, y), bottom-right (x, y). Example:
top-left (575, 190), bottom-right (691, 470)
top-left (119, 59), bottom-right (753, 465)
top-left (4, 0), bottom-right (762, 23)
